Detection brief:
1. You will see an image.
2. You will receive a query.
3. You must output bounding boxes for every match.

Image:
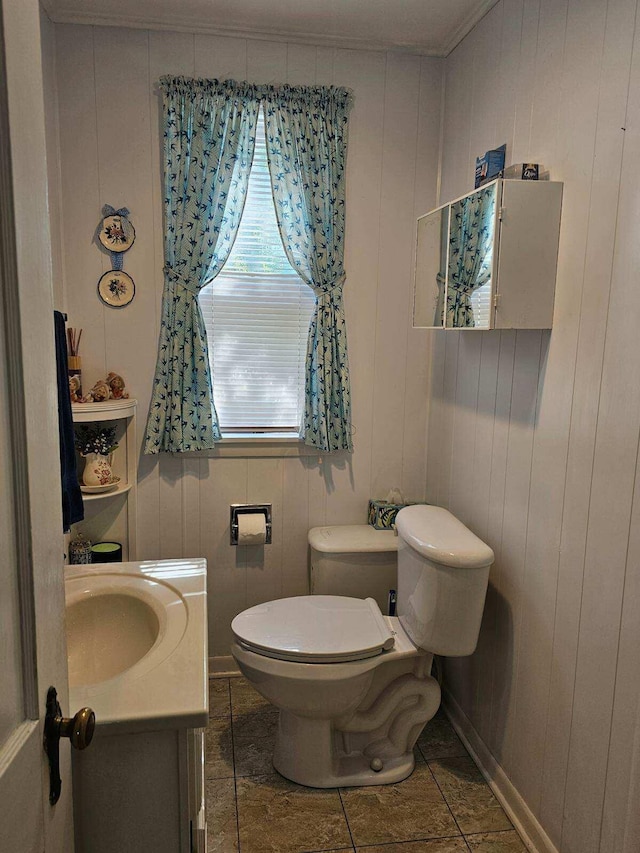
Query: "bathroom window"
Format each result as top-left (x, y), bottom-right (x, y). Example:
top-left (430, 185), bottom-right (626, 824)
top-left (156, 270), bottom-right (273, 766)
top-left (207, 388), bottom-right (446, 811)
top-left (199, 109), bottom-right (315, 437)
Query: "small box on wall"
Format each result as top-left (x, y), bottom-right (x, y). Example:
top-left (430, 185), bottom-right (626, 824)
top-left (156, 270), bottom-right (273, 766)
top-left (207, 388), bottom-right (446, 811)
top-left (503, 162), bottom-right (540, 180)
top-left (368, 499), bottom-right (425, 530)
top-left (475, 143), bottom-right (506, 188)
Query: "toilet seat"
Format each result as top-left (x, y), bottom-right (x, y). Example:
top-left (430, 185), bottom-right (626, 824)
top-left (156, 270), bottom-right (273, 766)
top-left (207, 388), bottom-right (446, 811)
top-left (231, 595), bottom-right (395, 663)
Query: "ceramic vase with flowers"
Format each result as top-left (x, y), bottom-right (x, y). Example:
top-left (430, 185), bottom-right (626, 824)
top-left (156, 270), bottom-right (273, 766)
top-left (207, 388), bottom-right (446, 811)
top-left (75, 424), bottom-right (118, 487)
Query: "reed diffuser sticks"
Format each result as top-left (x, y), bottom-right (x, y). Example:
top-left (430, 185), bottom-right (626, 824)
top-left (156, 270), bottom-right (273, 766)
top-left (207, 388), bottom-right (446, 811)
top-left (67, 326), bottom-right (83, 402)
top-left (67, 327), bottom-right (82, 357)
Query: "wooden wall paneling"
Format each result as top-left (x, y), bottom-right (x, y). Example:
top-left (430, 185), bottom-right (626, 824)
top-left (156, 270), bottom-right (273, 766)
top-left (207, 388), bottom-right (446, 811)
top-left (157, 455), bottom-right (185, 559)
top-left (464, 3), bottom-right (503, 182)
top-left (194, 34), bottom-right (248, 79)
top-left (527, 0), bottom-right (634, 832)
top-left (281, 458), bottom-right (311, 598)
top-left (246, 39), bottom-right (287, 83)
top-left (439, 35), bottom-right (474, 201)
top-left (467, 331), bottom-right (500, 730)
top-left (402, 57), bottom-right (442, 503)
top-left (93, 27), bottom-right (159, 559)
top-left (448, 334), bottom-right (481, 528)
top-left (598, 25), bottom-right (640, 850)
top-left (326, 48), bottom-right (386, 522)
top-left (307, 456), bottom-right (328, 530)
top-left (93, 26), bottom-right (154, 383)
top-left (182, 459), bottom-right (202, 558)
top-left (600, 448), bottom-right (640, 852)
top-left (470, 334), bottom-right (500, 541)
top-left (507, 0), bottom-right (605, 812)
top-left (425, 330), bottom-right (447, 505)
top-left (437, 2), bottom-right (640, 849)
top-left (367, 53), bottom-right (421, 502)
top-left (285, 43), bottom-right (317, 83)
top-left (435, 332), bottom-right (460, 508)
top-left (314, 47), bottom-right (335, 86)
top-left (245, 459), bottom-right (284, 608)
top-left (561, 9), bottom-right (640, 847)
top-left (487, 329), bottom-right (542, 768)
top-left (55, 24), bottom-right (105, 385)
top-left (494, 0), bottom-right (522, 162)
top-left (509, 0), bottom-right (539, 164)
top-left (200, 458), bottom-right (248, 657)
top-left (527, 0), bottom-right (568, 165)
top-left (534, 0), bottom-right (629, 841)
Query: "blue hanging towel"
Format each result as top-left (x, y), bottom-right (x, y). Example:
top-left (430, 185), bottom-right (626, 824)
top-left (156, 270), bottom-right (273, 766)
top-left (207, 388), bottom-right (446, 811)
top-left (54, 311), bottom-right (84, 531)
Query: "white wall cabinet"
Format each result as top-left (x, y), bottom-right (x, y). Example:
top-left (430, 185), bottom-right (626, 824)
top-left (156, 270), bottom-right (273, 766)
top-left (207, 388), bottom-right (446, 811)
top-left (414, 178), bottom-right (563, 330)
top-left (71, 398), bottom-right (137, 560)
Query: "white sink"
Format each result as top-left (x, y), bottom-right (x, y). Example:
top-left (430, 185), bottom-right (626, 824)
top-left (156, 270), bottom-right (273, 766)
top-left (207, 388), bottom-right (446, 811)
top-left (66, 572), bottom-right (187, 687)
top-left (65, 560), bottom-right (208, 732)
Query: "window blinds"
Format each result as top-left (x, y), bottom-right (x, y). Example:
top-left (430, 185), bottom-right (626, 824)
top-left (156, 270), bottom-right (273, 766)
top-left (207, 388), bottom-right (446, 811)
top-left (199, 108), bottom-right (315, 434)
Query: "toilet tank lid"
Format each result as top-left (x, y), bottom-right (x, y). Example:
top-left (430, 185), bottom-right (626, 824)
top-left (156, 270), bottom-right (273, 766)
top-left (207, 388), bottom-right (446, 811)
top-left (308, 525), bottom-right (398, 554)
top-left (396, 506), bottom-right (494, 569)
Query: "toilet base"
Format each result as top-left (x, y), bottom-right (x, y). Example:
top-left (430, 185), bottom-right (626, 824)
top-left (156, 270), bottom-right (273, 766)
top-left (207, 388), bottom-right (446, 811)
top-left (272, 711), bottom-right (418, 788)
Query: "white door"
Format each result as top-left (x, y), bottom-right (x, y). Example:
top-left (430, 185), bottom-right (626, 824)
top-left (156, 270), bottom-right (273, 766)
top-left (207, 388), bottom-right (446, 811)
top-left (0, 0), bottom-right (77, 849)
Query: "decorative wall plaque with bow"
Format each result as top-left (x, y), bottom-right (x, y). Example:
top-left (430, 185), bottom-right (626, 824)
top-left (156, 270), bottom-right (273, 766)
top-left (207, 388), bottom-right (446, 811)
top-left (97, 204), bottom-right (136, 307)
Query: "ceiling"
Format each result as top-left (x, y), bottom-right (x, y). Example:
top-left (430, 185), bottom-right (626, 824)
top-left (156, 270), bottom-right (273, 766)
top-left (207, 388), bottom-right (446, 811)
top-left (42, 0), bottom-right (497, 56)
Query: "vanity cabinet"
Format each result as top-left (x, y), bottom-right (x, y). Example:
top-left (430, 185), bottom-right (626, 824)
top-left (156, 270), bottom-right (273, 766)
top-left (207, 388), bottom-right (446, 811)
top-left (414, 178), bottom-right (563, 330)
top-left (71, 398), bottom-right (137, 559)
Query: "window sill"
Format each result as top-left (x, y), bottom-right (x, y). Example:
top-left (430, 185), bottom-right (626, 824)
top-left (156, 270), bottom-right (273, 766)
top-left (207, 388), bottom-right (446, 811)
top-left (181, 434), bottom-right (321, 459)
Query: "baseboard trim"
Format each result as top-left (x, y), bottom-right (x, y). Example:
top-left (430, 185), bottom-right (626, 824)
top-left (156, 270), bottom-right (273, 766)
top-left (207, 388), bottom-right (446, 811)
top-left (209, 655), bottom-right (241, 678)
top-left (442, 689), bottom-right (559, 853)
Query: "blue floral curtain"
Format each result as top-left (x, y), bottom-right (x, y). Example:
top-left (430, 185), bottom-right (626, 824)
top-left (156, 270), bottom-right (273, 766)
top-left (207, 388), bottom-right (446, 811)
top-left (447, 184), bottom-right (496, 328)
top-left (144, 78), bottom-right (260, 453)
top-left (263, 85), bottom-right (354, 452)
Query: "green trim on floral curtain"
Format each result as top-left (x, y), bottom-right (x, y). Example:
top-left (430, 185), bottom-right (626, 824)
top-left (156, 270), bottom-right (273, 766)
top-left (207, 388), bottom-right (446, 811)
top-left (143, 77), bottom-right (260, 453)
top-left (263, 85), bottom-right (354, 452)
top-left (447, 183), bottom-right (496, 328)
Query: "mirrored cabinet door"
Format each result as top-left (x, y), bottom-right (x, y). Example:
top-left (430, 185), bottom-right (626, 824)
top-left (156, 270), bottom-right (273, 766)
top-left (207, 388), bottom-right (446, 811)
top-left (413, 205), bottom-right (449, 328)
top-left (446, 181), bottom-right (498, 329)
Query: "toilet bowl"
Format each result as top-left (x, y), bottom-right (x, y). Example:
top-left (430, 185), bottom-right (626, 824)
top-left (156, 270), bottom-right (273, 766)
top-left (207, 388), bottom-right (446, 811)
top-left (231, 505), bottom-right (494, 788)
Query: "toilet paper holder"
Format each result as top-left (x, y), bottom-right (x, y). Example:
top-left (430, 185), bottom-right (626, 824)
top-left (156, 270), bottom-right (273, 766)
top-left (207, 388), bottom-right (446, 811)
top-left (230, 503), bottom-right (272, 545)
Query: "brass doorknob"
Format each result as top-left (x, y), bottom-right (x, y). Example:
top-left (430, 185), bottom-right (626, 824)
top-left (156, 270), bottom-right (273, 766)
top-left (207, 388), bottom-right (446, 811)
top-left (58, 706), bottom-right (96, 750)
top-left (44, 686), bottom-right (96, 805)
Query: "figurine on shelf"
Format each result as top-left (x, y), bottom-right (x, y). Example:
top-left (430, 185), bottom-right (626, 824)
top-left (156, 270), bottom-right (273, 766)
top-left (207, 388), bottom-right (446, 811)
top-left (81, 372), bottom-right (129, 403)
top-left (69, 374), bottom-right (82, 403)
top-left (106, 372), bottom-right (129, 400)
top-left (82, 380), bottom-right (111, 403)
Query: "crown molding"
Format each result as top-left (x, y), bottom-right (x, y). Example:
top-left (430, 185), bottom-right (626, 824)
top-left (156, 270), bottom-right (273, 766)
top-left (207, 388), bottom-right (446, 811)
top-left (442, 0), bottom-right (500, 56)
top-left (41, 0), bottom-right (496, 57)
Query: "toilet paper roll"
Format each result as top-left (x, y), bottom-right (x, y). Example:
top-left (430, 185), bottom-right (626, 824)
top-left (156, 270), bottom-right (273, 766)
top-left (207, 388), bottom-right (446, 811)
top-left (237, 512), bottom-right (267, 545)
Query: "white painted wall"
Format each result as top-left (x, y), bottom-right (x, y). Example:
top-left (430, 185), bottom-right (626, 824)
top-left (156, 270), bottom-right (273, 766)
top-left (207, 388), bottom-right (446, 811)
top-left (431, 1), bottom-right (640, 852)
top-left (50, 23), bottom-right (442, 658)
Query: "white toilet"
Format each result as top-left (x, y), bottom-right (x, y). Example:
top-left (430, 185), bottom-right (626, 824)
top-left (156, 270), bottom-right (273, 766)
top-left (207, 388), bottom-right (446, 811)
top-left (231, 505), bottom-right (494, 788)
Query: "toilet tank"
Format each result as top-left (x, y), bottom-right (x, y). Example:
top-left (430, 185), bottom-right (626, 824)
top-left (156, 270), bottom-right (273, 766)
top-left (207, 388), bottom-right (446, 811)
top-left (395, 506), bottom-right (494, 656)
top-left (308, 525), bottom-right (398, 615)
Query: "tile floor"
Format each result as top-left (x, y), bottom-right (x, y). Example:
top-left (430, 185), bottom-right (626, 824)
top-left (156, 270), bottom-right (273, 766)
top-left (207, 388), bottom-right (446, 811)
top-left (206, 677), bottom-right (527, 853)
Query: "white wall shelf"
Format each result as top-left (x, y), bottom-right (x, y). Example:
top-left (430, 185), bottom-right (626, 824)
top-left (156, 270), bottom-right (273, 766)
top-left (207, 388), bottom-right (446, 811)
top-left (71, 399), bottom-right (137, 560)
top-left (80, 482), bottom-right (133, 502)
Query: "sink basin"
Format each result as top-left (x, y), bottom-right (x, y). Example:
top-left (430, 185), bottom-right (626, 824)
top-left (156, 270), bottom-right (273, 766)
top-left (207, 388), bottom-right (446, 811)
top-left (64, 560), bottom-right (207, 732)
top-left (65, 571), bottom-right (187, 689)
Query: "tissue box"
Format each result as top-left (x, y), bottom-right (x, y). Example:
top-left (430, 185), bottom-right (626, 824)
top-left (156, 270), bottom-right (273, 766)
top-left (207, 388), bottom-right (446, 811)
top-left (368, 499), bottom-right (420, 530)
top-left (475, 143), bottom-right (506, 188)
